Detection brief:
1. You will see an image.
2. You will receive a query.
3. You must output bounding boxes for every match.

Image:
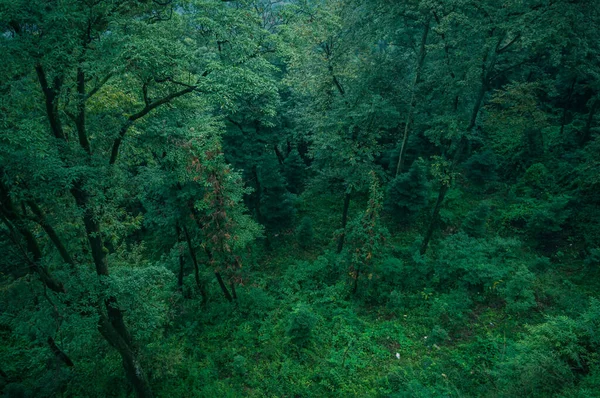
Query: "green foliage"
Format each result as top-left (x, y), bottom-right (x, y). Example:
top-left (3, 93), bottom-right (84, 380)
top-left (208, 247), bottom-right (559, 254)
top-left (1, 0), bottom-right (600, 396)
top-left (461, 202), bottom-right (491, 238)
top-left (503, 194), bottom-right (571, 247)
top-left (463, 150), bottom-right (499, 186)
top-left (584, 248), bottom-right (600, 268)
top-left (499, 265), bottom-right (537, 314)
top-left (256, 155), bottom-right (296, 232)
top-left (385, 160), bottom-right (429, 222)
top-left (283, 148), bottom-right (307, 194)
top-left (494, 303), bottom-right (600, 396)
top-left (286, 303), bottom-right (318, 349)
top-left (296, 216), bottom-right (314, 250)
top-left (432, 233), bottom-right (520, 291)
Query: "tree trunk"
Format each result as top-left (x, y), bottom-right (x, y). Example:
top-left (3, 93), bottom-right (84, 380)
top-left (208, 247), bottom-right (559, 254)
top-left (182, 225), bottom-right (207, 304)
top-left (70, 182), bottom-right (153, 397)
top-left (0, 179), bottom-right (65, 292)
top-left (230, 280), bottom-right (238, 301)
top-left (420, 183), bottom-right (449, 255)
top-left (252, 165), bottom-right (264, 224)
top-left (336, 191), bottom-right (352, 254)
top-left (352, 263), bottom-right (361, 294)
top-left (274, 145), bottom-right (284, 165)
top-left (47, 337), bottom-right (74, 367)
top-left (580, 97), bottom-right (598, 146)
top-left (98, 314), bottom-right (153, 398)
top-left (26, 200), bottom-right (74, 267)
top-left (419, 43), bottom-right (497, 255)
top-left (396, 18), bottom-right (431, 176)
top-left (175, 225), bottom-right (185, 291)
top-left (215, 272), bottom-right (233, 302)
top-left (35, 56), bottom-right (154, 398)
top-left (559, 77), bottom-right (577, 137)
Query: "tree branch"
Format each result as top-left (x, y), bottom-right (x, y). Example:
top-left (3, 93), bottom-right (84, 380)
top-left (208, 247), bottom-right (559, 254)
top-left (35, 65), bottom-right (66, 140)
top-left (496, 33), bottom-right (522, 54)
top-left (25, 200), bottom-right (75, 267)
top-left (85, 72), bottom-right (115, 101)
top-left (109, 85), bottom-right (196, 165)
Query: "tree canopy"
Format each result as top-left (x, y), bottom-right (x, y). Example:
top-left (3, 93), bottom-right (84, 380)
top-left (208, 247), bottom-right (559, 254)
top-left (1, 0), bottom-right (600, 396)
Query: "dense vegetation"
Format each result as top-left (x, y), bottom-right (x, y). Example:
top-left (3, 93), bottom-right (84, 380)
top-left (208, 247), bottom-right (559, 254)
top-left (1, 0), bottom-right (600, 396)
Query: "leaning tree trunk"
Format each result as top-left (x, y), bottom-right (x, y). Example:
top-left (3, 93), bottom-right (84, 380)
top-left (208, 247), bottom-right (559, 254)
top-left (396, 17), bottom-right (431, 176)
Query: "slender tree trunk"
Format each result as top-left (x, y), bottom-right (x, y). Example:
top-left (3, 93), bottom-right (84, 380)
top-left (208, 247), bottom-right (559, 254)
top-left (252, 164), bottom-right (271, 248)
top-left (175, 225), bottom-right (185, 291)
top-left (230, 280), bottom-right (238, 301)
top-left (420, 184), bottom-right (449, 255)
top-left (0, 180), bottom-right (65, 292)
top-left (580, 97), bottom-right (598, 146)
top-left (35, 65), bottom-right (65, 140)
top-left (559, 77), bottom-right (577, 137)
top-left (182, 225), bottom-right (207, 304)
top-left (26, 200), bottom-right (74, 267)
top-left (274, 145), bottom-right (284, 165)
top-left (336, 191), bottom-right (352, 254)
top-left (71, 183), bottom-right (153, 397)
top-left (396, 18), bottom-right (431, 176)
top-left (47, 337), bottom-right (74, 367)
top-left (71, 183), bottom-right (108, 276)
top-left (252, 165), bottom-right (264, 224)
top-left (215, 272), bottom-right (233, 302)
top-left (186, 220), bottom-right (233, 302)
top-left (352, 263), bottom-right (361, 294)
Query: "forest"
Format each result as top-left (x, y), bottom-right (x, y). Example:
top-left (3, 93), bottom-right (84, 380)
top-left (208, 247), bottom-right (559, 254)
top-left (1, 0), bottom-right (599, 396)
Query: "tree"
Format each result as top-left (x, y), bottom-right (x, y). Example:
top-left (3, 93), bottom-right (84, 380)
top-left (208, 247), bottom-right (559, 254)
top-left (384, 159), bottom-right (429, 223)
top-left (0, 0), bottom-right (278, 394)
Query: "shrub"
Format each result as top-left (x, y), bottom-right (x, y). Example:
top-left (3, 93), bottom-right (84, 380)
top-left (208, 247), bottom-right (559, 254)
top-left (463, 150), bottom-right (499, 186)
top-left (286, 303), bottom-right (318, 348)
top-left (461, 202), bottom-right (491, 238)
top-left (385, 160), bottom-right (429, 222)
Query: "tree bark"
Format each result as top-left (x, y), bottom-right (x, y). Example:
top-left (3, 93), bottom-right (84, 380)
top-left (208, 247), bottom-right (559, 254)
top-left (98, 313), bottom-right (153, 398)
top-left (47, 337), bottom-right (74, 367)
top-left (70, 182), bottom-right (108, 276)
top-left (34, 52), bottom-right (154, 397)
top-left (26, 200), bottom-right (74, 267)
top-left (215, 271), bottom-right (233, 302)
top-left (35, 65), bottom-right (65, 140)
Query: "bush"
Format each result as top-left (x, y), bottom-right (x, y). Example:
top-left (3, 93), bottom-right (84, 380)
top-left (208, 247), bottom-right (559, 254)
top-left (499, 265), bottom-right (537, 314)
top-left (494, 299), bottom-right (600, 397)
top-left (286, 303), bottom-right (318, 348)
top-left (432, 233), bottom-right (521, 291)
top-left (385, 160), bottom-right (429, 222)
top-left (463, 150), bottom-right (498, 186)
top-left (461, 202), bottom-right (491, 238)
